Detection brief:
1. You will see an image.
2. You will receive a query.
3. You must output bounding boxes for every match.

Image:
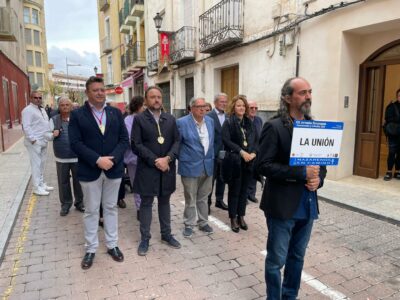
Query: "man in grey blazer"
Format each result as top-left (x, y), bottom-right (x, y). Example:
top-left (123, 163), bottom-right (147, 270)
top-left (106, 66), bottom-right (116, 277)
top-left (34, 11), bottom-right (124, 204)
top-left (177, 97), bottom-right (215, 238)
top-left (207, 93), bottom-right (229, 213)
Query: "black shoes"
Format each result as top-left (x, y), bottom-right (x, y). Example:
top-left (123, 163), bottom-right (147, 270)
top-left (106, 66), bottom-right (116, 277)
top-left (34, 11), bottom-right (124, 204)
top-left (75, 205), bottom-right (85, 213)
top-left (107, 247), bottom-right (124, 262)
top-left (238, 216), bottom-right (248, 231)
top-left (138, 240), bottom-right (149, 256)
top-left (230, 218), bottom-right (240, 233)
top-left (118, 199), bottom-right (126, 208)
top-left (384, 172), bottom-right (393, 181)
top-left (215, 201), bottom-right (228, 211)
top-left (161, 235), bottom-right (181, 249)
top-left (60, 209), bottom-right (69, 216)
top-left (247, 195), bottom-right (259, 203)
top-left (81, 253), bottom-right (95, 270)
top-left (394, 172), bottom-right (400, 179)
top-left (136, 210), bottom-right (140, 221)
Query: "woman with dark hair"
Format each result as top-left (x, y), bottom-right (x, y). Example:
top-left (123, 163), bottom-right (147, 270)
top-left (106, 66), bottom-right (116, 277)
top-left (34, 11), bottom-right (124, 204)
top-left (124, 96), bottom-right (145, 219)
top-left (222, 95), bottom-right (258, 232)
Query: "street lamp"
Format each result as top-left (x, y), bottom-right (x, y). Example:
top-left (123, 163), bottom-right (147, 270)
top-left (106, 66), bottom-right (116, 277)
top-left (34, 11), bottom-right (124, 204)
top-left (153, 13), bottom-right (163, 32)
top-left (94, 66), bottom-right (98, 75)
top-left (66, 57), bottom-right (81, 91)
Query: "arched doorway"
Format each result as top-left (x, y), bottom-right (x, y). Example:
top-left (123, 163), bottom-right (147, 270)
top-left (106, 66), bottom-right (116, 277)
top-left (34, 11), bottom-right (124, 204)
top-left (354, 39), bottom-right (400, 178)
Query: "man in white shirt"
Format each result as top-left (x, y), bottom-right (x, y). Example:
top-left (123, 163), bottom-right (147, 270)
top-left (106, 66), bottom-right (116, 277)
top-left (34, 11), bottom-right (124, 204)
top-left (22, 91), bottom-right (54, 196)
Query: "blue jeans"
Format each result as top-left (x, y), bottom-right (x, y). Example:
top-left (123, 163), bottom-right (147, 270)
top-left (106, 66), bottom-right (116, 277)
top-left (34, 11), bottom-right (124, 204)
top-left (265, 217), bottom-right (314, 300)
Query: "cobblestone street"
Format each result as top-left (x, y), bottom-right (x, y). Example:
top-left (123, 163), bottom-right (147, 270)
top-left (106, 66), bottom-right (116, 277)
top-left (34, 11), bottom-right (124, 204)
top-left (0, 153), bottom-right (400, 300)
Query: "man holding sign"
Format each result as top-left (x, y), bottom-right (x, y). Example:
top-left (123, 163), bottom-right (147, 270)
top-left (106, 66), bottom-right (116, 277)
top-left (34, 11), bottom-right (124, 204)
top-left (256, 77), bottom-right (327, 299)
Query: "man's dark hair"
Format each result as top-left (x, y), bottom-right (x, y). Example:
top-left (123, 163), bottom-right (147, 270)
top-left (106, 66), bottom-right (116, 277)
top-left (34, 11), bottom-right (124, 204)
top-left (129, 95), bottom-right (144, 114)
top-left (144, 85), bottom-right (162, 99)
top-left (86, 76), bottom-right (104, 90)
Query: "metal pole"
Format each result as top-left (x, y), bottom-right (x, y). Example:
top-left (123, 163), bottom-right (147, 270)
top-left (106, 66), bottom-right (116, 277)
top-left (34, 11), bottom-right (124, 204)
top-left (66, 57), bottom-right (69, 92)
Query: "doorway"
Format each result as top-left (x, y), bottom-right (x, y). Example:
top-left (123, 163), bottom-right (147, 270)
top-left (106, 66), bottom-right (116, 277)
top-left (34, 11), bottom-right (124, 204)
top-left (221, 65), bottom-right (239, 102)
top-left (354, 40), bottom-right (400, 178)
top-left (158, 82), bottom-right (171, 113)
top-left (185, 77), bottom-right (194, 112)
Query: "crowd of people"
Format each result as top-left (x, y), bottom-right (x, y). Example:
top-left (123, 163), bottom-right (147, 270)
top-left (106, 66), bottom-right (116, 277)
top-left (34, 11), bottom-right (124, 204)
top-left (21, 76), bottom-right (326, 299)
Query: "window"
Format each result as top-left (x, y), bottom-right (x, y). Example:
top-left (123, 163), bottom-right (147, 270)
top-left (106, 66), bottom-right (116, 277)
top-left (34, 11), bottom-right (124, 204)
top-left (36, 73), bottom-right (44, 88)
top-left (35, 52), bottom-right (42, 67)
top-left (12, 82), bottom-right (19, 123)
top-left (24, 28), bottom-right (32, 45)
top-left (28, 72), bottom-right (35, 84)
top-left (33, 30), bottom-right (40, 46)
top-left (32, 9), bottom-right (39, 25)
top-left (23, 7), bottom-right (30, 23)
top-left (26, 50), bottom-right (33, 66)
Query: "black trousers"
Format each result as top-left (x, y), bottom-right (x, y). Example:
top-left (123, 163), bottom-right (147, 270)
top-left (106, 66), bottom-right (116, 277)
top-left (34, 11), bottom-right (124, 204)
top-left (56, 162), bottom-right (83, 210)
top-left (208, 159), bottom-right (226, 205)
top-left (387, 136), bottom-right (400, 171)
top-left (227, 160), bottom-right (251, 219)
top-left (139, 195), bottom-right (171, 241)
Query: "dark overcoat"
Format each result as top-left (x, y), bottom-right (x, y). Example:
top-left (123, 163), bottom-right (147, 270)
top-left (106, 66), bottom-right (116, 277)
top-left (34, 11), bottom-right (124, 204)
top-left (207, 109), bottom-right (226, 158)
top-left (255, 116), bottom-right (327, 220)
top-left (131, 109), bottom-right (180, 197)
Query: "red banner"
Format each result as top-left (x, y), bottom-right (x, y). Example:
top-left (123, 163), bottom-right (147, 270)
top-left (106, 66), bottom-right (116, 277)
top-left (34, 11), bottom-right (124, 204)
top-left (158, 31), bottom-right (171, 73)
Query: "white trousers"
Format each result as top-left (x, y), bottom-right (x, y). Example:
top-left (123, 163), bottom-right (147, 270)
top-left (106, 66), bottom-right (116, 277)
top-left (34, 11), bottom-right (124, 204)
top-left (80, 172), bottom-right (121, 253)
top-left (24, 139), bottom-right (48, 190)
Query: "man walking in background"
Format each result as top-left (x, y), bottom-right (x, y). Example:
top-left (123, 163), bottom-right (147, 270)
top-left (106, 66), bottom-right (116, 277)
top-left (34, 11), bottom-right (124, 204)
top-left (22, 91), bottom-right (54, 196)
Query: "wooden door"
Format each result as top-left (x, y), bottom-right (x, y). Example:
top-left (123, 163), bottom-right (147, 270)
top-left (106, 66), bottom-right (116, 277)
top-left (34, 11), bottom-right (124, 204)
top-left (221, 65), bottom-right (239, 102)
top-left (354, 65), bottom-right (385, 178)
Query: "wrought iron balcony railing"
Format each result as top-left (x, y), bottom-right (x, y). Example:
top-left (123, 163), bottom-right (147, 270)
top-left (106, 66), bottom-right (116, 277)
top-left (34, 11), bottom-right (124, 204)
top-left (170, 26), bottom-right (196, 65)
top-left (147, 44), bottom-right (159, 71)
top-left (98, 0), bottom-right (110, 12)
top-left (199, 0), bottom-right (243, 53)
top-left (101, 35), bottom-right (112, 54)
top-left (132, 41), bottom-right (146, 63)
top-left (0, 6), bottom-right (18, 42)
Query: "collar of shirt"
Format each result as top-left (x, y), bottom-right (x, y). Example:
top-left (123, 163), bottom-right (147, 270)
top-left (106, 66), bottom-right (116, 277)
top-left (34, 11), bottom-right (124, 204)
top-left (148, 109), bottom-right (161, 123)
top-left (88, 102), bottom-right (106, 113)
top-left (192, 114), bottom-right (205, 128)
top-left (214, 108), bottom-right (224, 115)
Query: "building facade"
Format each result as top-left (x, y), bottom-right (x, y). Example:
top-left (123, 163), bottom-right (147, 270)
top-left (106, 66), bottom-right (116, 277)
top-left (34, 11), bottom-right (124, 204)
top-left (0, 0), bottom-right (30, 151)
top-left (23, 0), bottom-right (49, 95)
top-left (142, 0), bottom-right (400, 181)
top-left (97, 0), bottom-right (146, 103)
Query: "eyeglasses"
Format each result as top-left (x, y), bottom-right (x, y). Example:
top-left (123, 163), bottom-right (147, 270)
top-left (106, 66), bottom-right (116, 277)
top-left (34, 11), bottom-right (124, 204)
top-left (249, 107), bottom-right (258, 110)
top-left (33, 97), bottom-right (42, 100)
top-left (193, 105), bottom-right (207, 109)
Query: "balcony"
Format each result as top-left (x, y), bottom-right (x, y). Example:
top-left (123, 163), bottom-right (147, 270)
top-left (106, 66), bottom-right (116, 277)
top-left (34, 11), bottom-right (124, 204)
top-left (170, 27), bottom-right (196, 65)
top-left (0, 7), bottom-right (18, 42)
top-left (101, 35), bottom-right (112, 54)
top-left (130, 41), bottom-right (146, 68)
top-left (199, 0), bottom-right (243, 53)
top-left (105, 71), bottom-right (114, 86)
top-left (147, 44), bottom-right (159, 71)
top-left (130, 0), bottom-right (144, 18)
top-left (98, 0), bottom-right (110, 12)
top-left (121, 54), bottom-right (126, 71)
top-left (119, 9), bottom-right (130, 33)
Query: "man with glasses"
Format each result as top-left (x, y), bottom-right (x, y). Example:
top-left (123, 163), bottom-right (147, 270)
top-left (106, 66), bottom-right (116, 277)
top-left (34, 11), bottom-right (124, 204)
top-left (177, 97), bottom-right (215, 238)
top-left (247, 100), bottom-right (263, 203)
top-left (22, 91), bottom-right (54, 196)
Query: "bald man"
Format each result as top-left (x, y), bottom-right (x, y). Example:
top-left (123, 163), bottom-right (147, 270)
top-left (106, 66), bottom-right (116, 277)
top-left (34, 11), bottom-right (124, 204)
top-left (51, 97), bottom-right (84, 216)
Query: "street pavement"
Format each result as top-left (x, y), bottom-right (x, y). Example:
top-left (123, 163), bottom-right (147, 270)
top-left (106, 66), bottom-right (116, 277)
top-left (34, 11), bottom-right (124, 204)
top-left (0, 138), bottom-right (399, 299)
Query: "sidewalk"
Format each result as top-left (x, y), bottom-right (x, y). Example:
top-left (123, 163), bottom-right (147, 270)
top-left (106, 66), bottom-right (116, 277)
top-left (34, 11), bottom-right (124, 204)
top-left (0, 138), bottom-right (399, 264)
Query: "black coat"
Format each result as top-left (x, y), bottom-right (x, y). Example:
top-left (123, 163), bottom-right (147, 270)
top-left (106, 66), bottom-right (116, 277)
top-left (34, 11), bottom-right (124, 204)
top-left (255, 116), bottom-right (327, 220)
top-left (131, 109), bottom-right (180, 197)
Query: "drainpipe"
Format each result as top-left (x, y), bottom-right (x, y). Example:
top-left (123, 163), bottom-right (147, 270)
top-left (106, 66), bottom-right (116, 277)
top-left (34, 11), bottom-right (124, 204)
top-left (295, 46), bottom-right (300, 77)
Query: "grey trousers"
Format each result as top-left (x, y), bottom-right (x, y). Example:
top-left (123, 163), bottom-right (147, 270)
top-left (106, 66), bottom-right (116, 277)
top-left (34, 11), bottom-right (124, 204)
top-left (80, 172), bottom-right (121, 253)
top-left (181, 175), bottom-right (212, 228)
top-left (56, 162), bottom-right (83, 210)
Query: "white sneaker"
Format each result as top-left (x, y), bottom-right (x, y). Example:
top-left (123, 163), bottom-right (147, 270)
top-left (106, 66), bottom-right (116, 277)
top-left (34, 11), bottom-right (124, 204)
top-left (40, 183), bottom-right (54, 191)
top-left (33, 188), bottom-right (50, 196)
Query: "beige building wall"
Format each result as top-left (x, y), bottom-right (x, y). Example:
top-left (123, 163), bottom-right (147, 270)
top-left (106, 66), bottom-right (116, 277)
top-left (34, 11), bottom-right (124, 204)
top-left (0, 0), bottom-right (27, 72)
top-left (23, 0), bottom-right (49, 99)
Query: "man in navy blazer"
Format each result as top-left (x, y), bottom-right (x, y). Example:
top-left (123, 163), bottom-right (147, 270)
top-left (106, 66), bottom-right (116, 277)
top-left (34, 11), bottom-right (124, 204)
top-left (69, 76), bottom-right (129, 270)
top-left (206, 93), bottom-right (229, 213)
top-left (177, 97), bottom-right (215, 238)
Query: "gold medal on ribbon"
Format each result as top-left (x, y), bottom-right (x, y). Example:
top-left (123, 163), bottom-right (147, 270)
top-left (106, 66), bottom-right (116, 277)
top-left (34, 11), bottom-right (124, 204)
top-left (158, 136), bottom-right (165, 144)
top-left (243, 140), bottom-right (248, 147)
top-left (99, 124), bottom-right (105, 134)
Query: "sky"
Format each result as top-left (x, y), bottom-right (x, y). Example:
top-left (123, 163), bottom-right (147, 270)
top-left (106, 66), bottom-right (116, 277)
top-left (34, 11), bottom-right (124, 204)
top-left (44, 0), bottom-right (101, 77)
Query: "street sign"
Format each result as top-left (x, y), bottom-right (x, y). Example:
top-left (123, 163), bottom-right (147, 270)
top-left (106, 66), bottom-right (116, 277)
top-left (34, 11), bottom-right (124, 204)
top-left (289, 120), bottom-right (344, 166)
top-left (115, 86), bottom-right (123, 94)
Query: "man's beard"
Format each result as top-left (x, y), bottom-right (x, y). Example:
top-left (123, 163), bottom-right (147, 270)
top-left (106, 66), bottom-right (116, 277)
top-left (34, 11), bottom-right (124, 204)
top-left (300, 100), bottom-right (312, 116)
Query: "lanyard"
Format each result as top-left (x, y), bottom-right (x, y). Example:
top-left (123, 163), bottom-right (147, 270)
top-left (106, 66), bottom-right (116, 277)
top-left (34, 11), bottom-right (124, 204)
top-left (91, 107), bottom-right (105, 126)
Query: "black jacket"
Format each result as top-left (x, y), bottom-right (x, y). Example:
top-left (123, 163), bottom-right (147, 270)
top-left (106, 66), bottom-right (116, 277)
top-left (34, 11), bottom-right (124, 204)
top-left (385, 101), bottom-right (400, 124)
top-left (222, 115), bottom-right (258, 155)
top-left (207, 109), bottom-right (226, 158)
top-left (255, 116), bottom-right (327, 220)
top-left (131, 109), bottom-right (180, 197)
